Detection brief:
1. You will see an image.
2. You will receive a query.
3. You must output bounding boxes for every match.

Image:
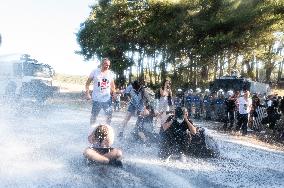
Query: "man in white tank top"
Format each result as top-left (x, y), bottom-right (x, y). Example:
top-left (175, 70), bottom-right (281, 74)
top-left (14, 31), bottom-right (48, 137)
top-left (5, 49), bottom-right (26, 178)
top-left (85, 58), bottom-right (116, 125)
top-left (236, 90), bottom-right (252, 135)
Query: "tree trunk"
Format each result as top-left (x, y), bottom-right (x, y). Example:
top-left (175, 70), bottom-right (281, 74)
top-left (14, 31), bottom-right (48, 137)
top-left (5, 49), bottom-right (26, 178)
top-left (214, 56), bottom-right (218, 79)
top-left (255, 55), bottom-right (259, 81)
top-left (227, 53), bottom-right (232, 76)
top-left (244, 58), bottom-right (255, 80)
top-left (277, 61), bottom-right (284, 82)
top-left (265, 61), bottom-right (274, 83)
top-left (200, 65), bottom-right (209, 81)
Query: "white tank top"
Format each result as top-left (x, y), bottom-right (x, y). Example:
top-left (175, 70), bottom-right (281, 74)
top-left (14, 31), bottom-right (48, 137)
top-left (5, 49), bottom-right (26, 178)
top-left (238, 97), bottom-right (252, 114)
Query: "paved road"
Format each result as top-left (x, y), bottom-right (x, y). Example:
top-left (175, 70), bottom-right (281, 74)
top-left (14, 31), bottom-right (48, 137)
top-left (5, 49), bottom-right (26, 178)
top-left (0, 100), bottom-right (283, 188)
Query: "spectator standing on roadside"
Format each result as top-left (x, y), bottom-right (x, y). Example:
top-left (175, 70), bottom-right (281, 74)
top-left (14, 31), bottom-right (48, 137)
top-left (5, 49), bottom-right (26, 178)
top-left (85, 58), bottom-right (116, 125)
top-left (158, 79), bottom-right (173, 114)
top-left (236, 90), bottom-right (252, 135)
top-left (156, 79), bottom-right (173, 128)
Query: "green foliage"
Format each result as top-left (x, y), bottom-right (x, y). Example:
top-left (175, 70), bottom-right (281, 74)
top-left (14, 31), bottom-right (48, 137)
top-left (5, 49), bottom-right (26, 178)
top-left (76, 0), bottom-right (284, 87)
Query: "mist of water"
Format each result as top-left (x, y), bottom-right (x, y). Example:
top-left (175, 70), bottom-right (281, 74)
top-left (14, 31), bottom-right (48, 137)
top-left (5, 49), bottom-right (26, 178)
top-left (0, 100), bottom-right (283, 188)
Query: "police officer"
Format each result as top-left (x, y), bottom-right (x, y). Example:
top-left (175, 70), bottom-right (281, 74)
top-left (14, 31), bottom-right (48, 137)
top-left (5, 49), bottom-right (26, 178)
top-left (215, 89), bottom-right (226, 122)
top-left (192, 88), bottom-right (202, 119)
top-left (203, 89), bottom-right (212, 120)
top-left (185, 89), bottom-right (193, 117)
top-left (224, 90), bottom-right (236, 130)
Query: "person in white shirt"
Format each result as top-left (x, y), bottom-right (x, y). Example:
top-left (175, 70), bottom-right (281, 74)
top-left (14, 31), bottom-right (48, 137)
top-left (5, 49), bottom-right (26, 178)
top-left (85, 58), bottom-right (116, 125)
top-left (236, 90), bottom-right (252, 135)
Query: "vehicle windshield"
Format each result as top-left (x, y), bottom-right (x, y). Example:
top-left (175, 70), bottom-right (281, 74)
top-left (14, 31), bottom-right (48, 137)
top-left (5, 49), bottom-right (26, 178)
top-left (23, 63), bottom-right (53, 78)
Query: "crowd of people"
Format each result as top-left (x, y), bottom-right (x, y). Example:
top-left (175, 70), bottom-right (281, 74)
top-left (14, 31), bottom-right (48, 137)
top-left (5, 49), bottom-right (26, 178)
top-left (82, 58), bottom-right (283, 166)
top-left (175, 87), bottom-right (284, 135)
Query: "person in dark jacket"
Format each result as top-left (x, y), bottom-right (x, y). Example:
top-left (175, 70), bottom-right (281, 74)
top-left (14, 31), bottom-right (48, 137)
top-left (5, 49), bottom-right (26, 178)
top-left (224, 90), bottom-right (237, 130)
top-left (159, 107), bottom-right (197, 159)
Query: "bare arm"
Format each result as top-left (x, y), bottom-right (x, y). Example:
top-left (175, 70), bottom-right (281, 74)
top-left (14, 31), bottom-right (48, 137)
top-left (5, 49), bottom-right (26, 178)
top-left (84, 148), bottom-right (110, 164)
top-left (162, 118), bottom-right (173, 131)
top-left (85, 77), bottom-right (93, 100)
top-left (110, 79), bottom-right (116, 95)
top-left (169, 89), bottom-right (172, 97)
top-left (185, 118), bottom-right (196, 135)
top-left (160, 87), bottom-right (165, 97)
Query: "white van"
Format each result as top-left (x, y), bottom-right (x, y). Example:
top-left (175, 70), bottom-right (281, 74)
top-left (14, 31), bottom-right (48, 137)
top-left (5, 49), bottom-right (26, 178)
top-left (0, 53), bottom-right (56, 102)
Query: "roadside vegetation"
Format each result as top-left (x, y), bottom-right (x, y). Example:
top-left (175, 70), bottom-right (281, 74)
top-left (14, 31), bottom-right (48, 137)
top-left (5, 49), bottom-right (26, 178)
top-left (76, 0), bottom-right (284, 89)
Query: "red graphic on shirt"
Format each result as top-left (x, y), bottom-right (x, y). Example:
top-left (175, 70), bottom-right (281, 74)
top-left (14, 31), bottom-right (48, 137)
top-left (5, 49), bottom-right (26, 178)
top-left (98, 78), bottom-right (109, 91)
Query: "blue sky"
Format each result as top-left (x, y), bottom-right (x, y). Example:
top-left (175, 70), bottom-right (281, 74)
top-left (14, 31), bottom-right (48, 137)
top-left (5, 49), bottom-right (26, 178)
top-left (0, 0), bottom-right (98, 75)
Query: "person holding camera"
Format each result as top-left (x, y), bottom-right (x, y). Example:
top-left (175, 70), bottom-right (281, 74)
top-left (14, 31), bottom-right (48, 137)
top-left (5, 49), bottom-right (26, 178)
top-left (158, 107), bottom-right (197, 160)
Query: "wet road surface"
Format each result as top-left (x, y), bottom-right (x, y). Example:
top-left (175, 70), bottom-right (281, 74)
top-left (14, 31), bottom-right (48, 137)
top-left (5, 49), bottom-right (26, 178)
top-left (0, 100), bottom-right (283, 188)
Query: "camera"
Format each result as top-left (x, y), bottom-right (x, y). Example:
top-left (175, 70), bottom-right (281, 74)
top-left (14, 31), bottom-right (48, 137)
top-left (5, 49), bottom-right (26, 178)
top-left (175, 107), bottom-right (184, 119)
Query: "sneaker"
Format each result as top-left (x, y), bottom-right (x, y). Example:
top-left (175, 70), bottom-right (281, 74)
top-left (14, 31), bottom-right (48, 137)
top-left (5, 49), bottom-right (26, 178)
top-left (247, 128), bottom-right (253, 132)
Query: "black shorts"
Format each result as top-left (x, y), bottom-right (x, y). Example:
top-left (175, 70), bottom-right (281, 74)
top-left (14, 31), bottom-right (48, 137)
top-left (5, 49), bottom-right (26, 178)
top-left (90, 147), bottom-right (114, 155)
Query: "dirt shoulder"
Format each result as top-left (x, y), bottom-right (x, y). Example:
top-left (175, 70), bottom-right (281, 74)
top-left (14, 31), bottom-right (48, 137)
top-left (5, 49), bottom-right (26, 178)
top-left (53, 80), bottom-right (85, 93)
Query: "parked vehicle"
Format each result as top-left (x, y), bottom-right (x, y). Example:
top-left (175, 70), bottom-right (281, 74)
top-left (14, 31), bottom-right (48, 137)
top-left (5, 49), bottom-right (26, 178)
top-left (209, 76), bottom-right (271, 95)
top-left (0, 53), bottom-right (57, 103)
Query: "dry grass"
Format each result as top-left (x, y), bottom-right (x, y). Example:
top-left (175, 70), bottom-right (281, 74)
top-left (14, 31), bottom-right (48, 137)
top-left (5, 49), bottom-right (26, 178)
top-left (272, 89), bottom-right (284, 96)
top-left (53, 73), bottom-right (86, 92)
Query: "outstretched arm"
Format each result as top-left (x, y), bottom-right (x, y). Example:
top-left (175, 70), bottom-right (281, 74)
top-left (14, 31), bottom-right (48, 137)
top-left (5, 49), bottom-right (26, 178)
top-left (85, 77), bottom-right (93, 100)
top-left (110, 79), bottom-right (116, 95)
top-left (162, 118), bottom-right (173, 131)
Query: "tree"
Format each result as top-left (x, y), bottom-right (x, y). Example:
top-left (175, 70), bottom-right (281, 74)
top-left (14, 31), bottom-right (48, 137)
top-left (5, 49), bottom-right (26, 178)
top-left (76, 0), bottom-right (284, 87)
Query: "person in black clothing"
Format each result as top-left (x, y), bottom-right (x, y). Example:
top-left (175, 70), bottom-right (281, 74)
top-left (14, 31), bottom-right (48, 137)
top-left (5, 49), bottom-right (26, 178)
top-left (223, 90), bottom-right (237, 130)
top-left (279, 96), bottom-right (284, 115)
top-left (265, 95), bottom-right (280, 130)
top-left (158, 107), bottom-right (197, 159)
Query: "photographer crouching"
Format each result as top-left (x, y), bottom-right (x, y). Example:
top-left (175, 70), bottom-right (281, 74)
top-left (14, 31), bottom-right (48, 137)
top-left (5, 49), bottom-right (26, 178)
top-left (158, 107), bottom-right (196, 161)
